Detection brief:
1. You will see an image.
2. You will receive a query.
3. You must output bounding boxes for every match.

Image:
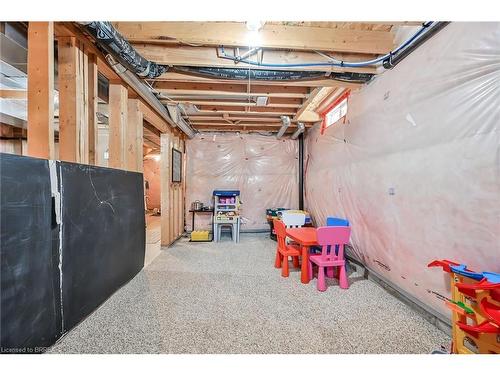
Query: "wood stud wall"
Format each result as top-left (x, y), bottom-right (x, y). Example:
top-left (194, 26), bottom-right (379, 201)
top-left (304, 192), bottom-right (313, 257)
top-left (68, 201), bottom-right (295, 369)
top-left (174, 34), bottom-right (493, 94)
top-left (159, 131), bottom-right (185, 246)
top-left (87, 54), bottom-right (98, 165)
top-left (27, 22), bottom-right (55, 159)
top-left (24, 22), bottom-right (186, 249)
top-left (58, 36), bottom-right (89, 163)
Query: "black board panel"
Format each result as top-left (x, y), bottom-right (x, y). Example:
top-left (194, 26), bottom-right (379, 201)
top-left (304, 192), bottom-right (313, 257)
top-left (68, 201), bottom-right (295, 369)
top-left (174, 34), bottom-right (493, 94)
top-left (0, 153), bottom-right (61, 352)
top-left (59, 162), bottom-right (145, 332)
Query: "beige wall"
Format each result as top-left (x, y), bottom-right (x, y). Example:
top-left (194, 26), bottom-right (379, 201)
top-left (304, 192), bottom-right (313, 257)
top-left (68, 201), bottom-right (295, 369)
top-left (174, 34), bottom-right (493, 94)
top-left (143, 156), bottom-right (161, 210)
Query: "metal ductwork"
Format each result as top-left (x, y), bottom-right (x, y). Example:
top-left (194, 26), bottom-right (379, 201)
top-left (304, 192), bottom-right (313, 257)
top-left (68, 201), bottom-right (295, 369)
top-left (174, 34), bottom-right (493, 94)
top-left (166, 103), bottom-right (194, 131)
top-left (81, 22), bottom-right (166, 79)
top-left (105, 55), bottom-right (196, 138)
top-left (79, 21), bottom-right (196, 138)
top-left (291, 122), bottom-right (305, 140)
top-left (276, 116), bottom-right (291, 139)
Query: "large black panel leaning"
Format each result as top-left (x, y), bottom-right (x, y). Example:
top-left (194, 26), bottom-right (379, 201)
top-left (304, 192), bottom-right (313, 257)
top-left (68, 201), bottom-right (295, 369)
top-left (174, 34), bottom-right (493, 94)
top-left (59, 162), bottom-right (145, 332)
top-left (0, 153), bottom-right (61, 352)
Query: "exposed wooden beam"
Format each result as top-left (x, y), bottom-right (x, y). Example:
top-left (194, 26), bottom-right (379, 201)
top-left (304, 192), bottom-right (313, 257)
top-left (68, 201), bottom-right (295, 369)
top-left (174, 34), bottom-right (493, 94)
top-left (186, 116), bottom-right (283, 123)
top-left (113, 22), bottom-right (394, 54)
top-left (189, 109), bottom-right (297, 117)
top-left (88, 53), bottom-right (98, 164)
top-left (108, 83), bottom-right (127, 169)
top-left (161, 97), bottom-right (302, 108)
top-left (294, 87), bottom-right (338, 122)
top-left (55, 22), bottom-right (121, 83)
top-left (154, 81), bottom-right (309, 98)
top-left (58, 36), bottom-right (88, 163)
top-left (195, 105), bottom-right (296, 115)
top-left (138, 101), bottom-right (168, 133)
top-left (27, 22), bottom-right (55, 159)
top-left (0, 89), bottom-right (27, 100)
top-left (189, 122), bottom-right (312, 128)
top-left (196, 127), bottom-right (295, 133)
top-left (153, 72), bottom-right (364, 89)
top-left (133, 45), bottom-right (377, 74)
top-left (316, 88), bottom-right (348, 114)
top-left (126, 99), bottom-right (143, 172)
top-left (160, 132), bottom-right (171, 246)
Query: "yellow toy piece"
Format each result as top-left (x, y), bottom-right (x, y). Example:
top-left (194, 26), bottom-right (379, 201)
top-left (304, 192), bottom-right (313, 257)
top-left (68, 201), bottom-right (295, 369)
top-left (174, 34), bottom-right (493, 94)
top-left (190, 230), bottom-right (210, 241)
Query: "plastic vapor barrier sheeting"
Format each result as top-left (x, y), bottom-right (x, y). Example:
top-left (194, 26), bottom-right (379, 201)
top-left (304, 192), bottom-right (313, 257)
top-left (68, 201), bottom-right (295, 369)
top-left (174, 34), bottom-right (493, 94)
top-left (186, 133), bottom-right (299, 231)
top-left (304, 23), bottom-right (500, 318)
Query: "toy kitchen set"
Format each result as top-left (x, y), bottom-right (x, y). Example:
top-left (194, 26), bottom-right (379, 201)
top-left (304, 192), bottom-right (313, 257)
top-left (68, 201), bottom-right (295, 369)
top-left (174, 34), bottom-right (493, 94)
top-left (189, 190), bottom-right (242, 243)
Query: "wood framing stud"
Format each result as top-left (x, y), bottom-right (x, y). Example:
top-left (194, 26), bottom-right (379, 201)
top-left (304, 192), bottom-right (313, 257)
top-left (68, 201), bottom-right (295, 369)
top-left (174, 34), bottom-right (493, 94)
top-left (126, 99), bottom-right (144, 172)
top-left (88, 53), bottom-right (98, 164)
top-left (58, 36), bottom-right (89, 163)
top-left (108, 84), bottom-right (128, 169)
top-left (27, 22), bottom-right (55, 159)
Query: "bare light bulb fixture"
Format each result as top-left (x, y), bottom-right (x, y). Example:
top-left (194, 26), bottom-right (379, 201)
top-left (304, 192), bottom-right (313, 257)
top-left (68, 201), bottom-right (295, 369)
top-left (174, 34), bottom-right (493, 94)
top-left (245, 21), bottom-right (264, 47)
top-left (245, 20), bottom-right (264, 32)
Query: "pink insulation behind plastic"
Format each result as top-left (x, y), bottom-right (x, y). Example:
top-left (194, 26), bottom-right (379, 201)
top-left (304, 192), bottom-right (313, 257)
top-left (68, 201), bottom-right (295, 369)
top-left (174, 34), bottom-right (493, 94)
top-left (304, 22), bottom-right (500, 318)
top-left (186, 133), bottom-right (299, 231)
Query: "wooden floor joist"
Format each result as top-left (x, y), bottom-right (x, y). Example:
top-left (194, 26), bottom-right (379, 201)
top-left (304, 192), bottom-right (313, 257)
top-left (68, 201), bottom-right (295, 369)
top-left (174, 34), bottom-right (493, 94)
top-left (133, 45), bottom-right (378, 75)
top-left (154, 81), bottom-right (309, 98)
top-left (153, 72), bottom-right (364, 89)
top-left (112, 22), bottom-right (395, 54)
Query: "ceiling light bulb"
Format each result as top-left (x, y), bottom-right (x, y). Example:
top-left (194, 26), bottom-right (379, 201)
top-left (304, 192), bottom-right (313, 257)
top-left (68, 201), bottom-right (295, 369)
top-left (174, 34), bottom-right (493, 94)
top-left (246, 20), bottom-right (264, 32)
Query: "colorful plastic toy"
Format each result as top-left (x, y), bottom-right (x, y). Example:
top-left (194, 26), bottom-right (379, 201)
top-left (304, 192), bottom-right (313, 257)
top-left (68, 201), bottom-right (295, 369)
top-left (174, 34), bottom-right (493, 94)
top-left (428, 259), bottom-right (500, 354)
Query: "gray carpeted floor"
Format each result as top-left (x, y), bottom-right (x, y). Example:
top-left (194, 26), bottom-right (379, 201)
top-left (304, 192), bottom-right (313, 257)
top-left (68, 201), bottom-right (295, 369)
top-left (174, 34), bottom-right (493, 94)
top-left (49, 233), bottom-right (450, 354)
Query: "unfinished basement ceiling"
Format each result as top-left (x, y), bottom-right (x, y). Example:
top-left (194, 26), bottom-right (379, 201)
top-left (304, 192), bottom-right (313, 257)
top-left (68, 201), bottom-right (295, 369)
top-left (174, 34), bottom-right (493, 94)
top-left (110, 21), bottom-right (423, 134)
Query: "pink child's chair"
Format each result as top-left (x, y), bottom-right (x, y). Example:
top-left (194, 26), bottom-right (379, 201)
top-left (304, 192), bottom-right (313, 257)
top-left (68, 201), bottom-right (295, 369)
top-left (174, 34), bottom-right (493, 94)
top-left (308, 226), bottom-right (351, 292)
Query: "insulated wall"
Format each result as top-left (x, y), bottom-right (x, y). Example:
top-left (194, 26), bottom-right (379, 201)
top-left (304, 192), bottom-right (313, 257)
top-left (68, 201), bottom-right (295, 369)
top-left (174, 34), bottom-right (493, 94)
top-left (186, 133), bottom-right (299, 231)
top-left (304, 22), bottom-right (500, 319)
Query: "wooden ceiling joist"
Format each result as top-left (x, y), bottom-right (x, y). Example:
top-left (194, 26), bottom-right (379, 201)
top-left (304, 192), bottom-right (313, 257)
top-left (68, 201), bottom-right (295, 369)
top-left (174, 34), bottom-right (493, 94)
top-left (195, 105), bottom-right (296, 114)
top-left (190, 109), bottom-right (297, 117)
top-left (154, 81), bottom-right (310, 98)
top-left (161, 96), bottom-right (302, 108)
top-left (294, 87), bottom-right (339, 122)
top-left (188, 121), bottom-right (313, 128)
top-left (153, 72), bottom-right (364, 89)
top-left (133, 45), bottom-right (377, 75)
top-left (186, 116), bottom-right (284, 123)
top-left (112, 22), bottom-right (395, 54)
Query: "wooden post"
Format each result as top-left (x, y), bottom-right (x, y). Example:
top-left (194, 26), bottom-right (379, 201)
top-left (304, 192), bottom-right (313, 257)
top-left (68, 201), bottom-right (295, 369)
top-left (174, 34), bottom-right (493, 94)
top-left (169, 136), bottom-right (175, 242)
top-left (160, 132), bottom-right (171, 246)
top-left (87, 53), bottom-right (98, 164)
top-left (27, 22), bottom-right (55, 159)
top-left (173, 136), bottom-right (180, 238)
top-left (179, 138), bottom-right (186, 236)
top-left (58, 36), bottom-right (88, 163)
top-left (108, 83), bottom-right (127, 169)
top-left (126, 99), bottom-right (143, 172)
